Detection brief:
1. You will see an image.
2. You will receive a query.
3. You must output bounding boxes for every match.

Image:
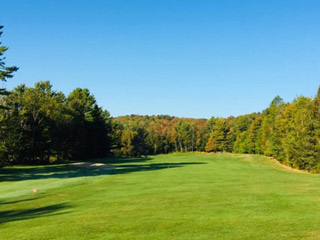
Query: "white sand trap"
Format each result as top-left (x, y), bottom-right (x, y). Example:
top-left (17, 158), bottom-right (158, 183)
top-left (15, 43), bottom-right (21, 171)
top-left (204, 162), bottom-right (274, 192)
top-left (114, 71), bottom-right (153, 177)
top-left (70, 162), bottom-right (115, 169)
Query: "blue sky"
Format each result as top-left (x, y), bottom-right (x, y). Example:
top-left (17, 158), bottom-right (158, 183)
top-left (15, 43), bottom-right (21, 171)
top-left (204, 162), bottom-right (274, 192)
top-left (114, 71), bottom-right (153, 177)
top-left (1, 0), bottom-right (320, 118)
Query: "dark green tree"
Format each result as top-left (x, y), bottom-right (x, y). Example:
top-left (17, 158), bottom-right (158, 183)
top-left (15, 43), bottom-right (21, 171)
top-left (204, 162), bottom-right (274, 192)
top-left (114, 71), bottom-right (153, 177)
top-left (0, 26), bottom-right (18, 101)
top-left (67, 88), bottom-right (111, 159)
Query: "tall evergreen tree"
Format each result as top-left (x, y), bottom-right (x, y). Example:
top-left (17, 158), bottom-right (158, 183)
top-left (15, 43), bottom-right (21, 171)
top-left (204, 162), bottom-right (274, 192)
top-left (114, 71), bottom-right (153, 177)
top-left (0, 26), bottom-right (18, 102)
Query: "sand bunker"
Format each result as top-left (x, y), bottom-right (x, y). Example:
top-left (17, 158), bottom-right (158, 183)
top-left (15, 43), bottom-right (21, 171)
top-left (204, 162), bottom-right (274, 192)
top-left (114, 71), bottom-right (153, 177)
top-left (70, 162), bottom-right (115, 169)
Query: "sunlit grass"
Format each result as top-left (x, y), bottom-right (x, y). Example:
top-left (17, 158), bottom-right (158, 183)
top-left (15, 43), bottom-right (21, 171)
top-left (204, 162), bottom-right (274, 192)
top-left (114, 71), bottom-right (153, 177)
top-left (1, 153), bottom-right (320, 239)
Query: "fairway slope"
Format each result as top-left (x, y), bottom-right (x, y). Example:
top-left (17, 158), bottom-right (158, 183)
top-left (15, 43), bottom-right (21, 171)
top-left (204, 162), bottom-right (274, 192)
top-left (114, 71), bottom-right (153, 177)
top-left (1, 153), bottom-right (320, 240)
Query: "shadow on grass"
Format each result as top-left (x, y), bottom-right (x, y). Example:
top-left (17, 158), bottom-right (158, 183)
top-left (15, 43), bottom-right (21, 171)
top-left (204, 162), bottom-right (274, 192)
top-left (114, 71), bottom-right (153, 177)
top-left (115, 162), bottom-right (205, 174)
top-left (0, 197), bottom-right (41, 205)
top-left (0, 157), bottom-right (206, 182)
top-left (0, 203), bottom-right (70, 225)
top-left (94, 156), bottom-right (152, 164)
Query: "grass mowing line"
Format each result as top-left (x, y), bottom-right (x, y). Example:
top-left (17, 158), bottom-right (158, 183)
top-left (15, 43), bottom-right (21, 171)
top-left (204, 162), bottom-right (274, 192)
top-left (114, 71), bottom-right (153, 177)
top-left (233, 153), bottom-right (310, 175)
top-left (268, 156), bottom-right (310, 174)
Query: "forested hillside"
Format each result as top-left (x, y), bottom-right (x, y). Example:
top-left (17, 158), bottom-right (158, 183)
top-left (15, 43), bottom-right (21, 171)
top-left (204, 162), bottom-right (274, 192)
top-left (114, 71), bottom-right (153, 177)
top-left (113, 91), bottom-right (320, 173)
top-left (1, 81), bottom-right (320, 172)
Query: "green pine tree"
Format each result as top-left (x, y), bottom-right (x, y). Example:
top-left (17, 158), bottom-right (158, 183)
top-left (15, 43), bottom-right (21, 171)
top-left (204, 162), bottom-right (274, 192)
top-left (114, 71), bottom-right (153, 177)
top-left (0, 26), bottom-right (18, 102)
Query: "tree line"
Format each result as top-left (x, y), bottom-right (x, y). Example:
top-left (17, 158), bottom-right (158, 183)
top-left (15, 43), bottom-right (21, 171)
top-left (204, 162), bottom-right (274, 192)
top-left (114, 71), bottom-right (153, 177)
top-left (112, 91), bottom-right (320, 173)
top-left (2, 80), bottom-right (320, 173)
top-left (0, 82), bottom-right (111, 165)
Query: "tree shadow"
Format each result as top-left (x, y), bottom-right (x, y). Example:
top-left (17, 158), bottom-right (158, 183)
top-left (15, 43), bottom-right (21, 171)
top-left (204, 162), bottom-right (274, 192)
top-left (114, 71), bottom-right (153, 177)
top-left (0, 156), bottom-right (206, 182)
top-left (86, 156), bottom-right (153, 164)
top-left (0, 203), bottom-right (70, 225)
top-left (0, 197), bottom-right (41, 205)
top-left (114, 162), bottom-right (206, 174)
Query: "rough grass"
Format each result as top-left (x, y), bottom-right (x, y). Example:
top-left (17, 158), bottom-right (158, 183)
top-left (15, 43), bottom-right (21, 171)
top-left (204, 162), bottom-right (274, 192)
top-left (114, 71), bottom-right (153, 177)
top-left (1, 153), bottom-right (320, 239)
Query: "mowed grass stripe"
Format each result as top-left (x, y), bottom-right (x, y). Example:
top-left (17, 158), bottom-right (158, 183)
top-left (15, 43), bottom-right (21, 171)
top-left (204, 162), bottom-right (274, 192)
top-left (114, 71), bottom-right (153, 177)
top-left (1, 153), bottom-right (320, 240)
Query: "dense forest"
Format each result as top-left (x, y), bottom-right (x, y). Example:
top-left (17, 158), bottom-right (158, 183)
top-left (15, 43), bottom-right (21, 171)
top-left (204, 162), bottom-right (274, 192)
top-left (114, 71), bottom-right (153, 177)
top-left (1, 26), bottom-right (320, 172)
top-left (1, 80), bottom-right (320, 173)
top-left (112, 91), bottom-right (320, 173)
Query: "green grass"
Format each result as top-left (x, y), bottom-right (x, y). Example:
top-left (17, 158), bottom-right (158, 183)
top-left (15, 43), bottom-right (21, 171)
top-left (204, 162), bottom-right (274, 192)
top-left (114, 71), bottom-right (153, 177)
top-left (1, 153), bottom-right (320, 239)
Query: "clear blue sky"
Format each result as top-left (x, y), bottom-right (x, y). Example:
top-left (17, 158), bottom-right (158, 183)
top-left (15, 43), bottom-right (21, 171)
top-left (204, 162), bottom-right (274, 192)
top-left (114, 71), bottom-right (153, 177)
top-left (1, 0), bottom-right (320, 118)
